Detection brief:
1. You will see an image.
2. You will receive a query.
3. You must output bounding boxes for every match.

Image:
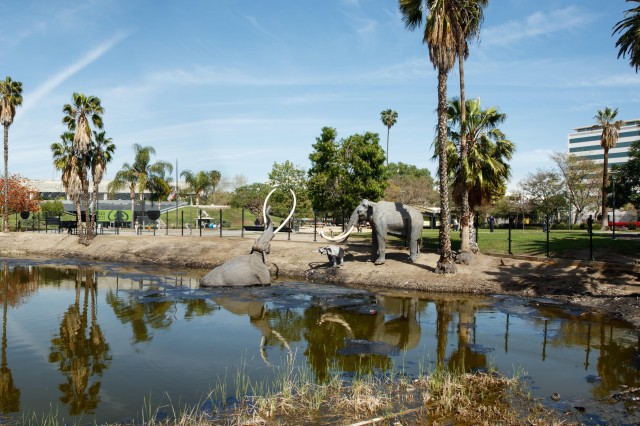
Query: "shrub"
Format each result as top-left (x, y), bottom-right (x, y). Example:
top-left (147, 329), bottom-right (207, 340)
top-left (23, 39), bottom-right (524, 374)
top-left (628, 223), bottom-right (637, 231)
top-left (551, 223), bottom-right (568, 230)
top-left (579, 223), bottom-right (587, 230)
top-left (592, 223), bottom-right (602, 231)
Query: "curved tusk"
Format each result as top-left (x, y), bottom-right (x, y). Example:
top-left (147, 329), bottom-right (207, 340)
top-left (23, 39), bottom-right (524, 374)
top-left (320, 225), bottom-right (354, 242)
top-left (274, 189), bottom-right (296, 234)
top-left (263, 186), bottom-right (279, 226)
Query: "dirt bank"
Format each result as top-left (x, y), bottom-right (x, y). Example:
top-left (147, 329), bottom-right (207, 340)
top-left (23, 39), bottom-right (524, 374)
top-left (1, 232), bottom-right (639, 328)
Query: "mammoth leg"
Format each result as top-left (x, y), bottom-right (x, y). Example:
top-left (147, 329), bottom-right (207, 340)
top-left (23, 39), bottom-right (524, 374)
top-left (374, 226), bottom-right (387, 265)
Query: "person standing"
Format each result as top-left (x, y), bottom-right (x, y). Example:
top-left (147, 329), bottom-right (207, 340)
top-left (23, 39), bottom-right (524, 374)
top-left (488, 216), bottom-right (495, 233)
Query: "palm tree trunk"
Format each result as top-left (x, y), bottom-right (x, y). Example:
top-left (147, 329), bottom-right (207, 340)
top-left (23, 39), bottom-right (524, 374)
top-left (92, 182), bottom-right (99, 235)
top-left (458, 50), bottom-right (472, 258)
top-left (81, 159), bottom-right (92, 243)
top-left (436, 69), bottom-right (457, 274)
top-left (75, 199), bottom-right (83, 242)
top-left (3, 126), bottom-right (9, 233)
top-left (601, 148), bottom-right (609, 229)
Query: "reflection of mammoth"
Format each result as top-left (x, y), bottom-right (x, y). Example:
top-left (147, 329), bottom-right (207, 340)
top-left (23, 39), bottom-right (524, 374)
top-left (321, 199), bottom-right (423, 265)
top-left (214, 297), bottom-right (291, 366)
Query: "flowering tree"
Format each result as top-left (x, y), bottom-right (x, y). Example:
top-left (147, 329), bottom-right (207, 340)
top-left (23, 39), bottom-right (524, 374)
top-left (0, 174), bottom-right (40, 218)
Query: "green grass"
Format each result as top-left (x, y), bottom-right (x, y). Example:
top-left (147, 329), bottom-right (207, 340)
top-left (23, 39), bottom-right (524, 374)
top-left (159, 206), bottom-right (288, 230)
top-left (417, 227), bottom-right (640, 263)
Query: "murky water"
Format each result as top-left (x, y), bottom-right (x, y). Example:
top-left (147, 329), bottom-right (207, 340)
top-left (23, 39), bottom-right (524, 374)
top-left (0, 259), bottom-right (638, 424)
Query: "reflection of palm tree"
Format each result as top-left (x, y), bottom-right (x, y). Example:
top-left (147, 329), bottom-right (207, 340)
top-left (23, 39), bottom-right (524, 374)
top-left (447, 301), bottom-right (486, 373)
top-left (106, 288), bottom-right (175, 343)
top-left (0, 266), bottom-right (20, 413)
top-left (48, 269), bottom-right (111, 415)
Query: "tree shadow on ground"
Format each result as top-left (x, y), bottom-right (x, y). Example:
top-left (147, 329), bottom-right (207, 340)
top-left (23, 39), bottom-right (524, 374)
top-left (485, 258), bottom-right (640, 297)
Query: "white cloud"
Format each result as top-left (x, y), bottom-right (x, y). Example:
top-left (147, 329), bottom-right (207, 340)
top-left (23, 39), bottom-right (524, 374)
top-left (483, 6), bottom-right (597, 47)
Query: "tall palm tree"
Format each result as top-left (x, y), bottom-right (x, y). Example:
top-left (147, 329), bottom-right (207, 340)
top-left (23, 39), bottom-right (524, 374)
top-left (438, 98), bottom-right (514, 248)
top-left (400, 0), bottom-right (459, 274)
top-left (594, 107), bottom-right (624, 228)
top-left (180, 169), bottom-right (221, 206)
top-left (0, 77), bottom-right (23, 233)
top-left (52, 132), bottom-right (83, 229)
top-left (380, 109), bottom-right (398, 167)
top-left (62, 93), bottom-right (104, 243)
top-left (613, 0), bottom-right (640, 72)
top-left (89, 131), bottom-right (115, 228)
top-left (453, 0), bottom-right (487, 261)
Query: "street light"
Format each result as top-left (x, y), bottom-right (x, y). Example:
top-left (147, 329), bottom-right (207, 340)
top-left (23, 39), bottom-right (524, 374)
top-left (611, 171), bottom-right (617, 240)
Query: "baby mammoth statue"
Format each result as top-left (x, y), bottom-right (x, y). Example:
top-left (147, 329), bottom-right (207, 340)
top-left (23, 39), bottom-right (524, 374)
top-left (317, 245), bottom-right (345, 268)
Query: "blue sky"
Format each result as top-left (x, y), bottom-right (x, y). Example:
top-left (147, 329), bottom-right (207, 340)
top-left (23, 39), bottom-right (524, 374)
top-left (2, 0), bottom-right (637, 191)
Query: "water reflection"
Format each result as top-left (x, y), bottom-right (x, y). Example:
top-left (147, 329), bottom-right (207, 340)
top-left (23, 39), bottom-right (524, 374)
top-left (48, 269), bottom-right (111, 415)
top-left (0, 261), bottom-right (637, 423)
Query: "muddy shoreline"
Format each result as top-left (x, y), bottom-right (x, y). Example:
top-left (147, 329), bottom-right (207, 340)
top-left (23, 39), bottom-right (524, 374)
top-left (1, 232), bottom-right (639, 328)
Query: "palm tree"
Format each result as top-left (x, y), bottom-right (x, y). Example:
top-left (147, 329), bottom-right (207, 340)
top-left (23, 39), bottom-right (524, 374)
top-left (0, 77), bottom-right (23, 233)
top-left (51, 132), bottom-right (83, 228)
top-left (438, 98), bottom-right (514, 248)
top-left (62, 93), bottom-right (104, 243)
top-left (594, 107), bottom-right (624, 228)
top-left (380, 109), bottom-right (398, 167)
top-left (110, 144), bottom-right (172, 226)
top-left (452, 0), bottom-right (487, 261)
top-left (400, 0), bottom-right (458, 274)
top-left (613, 0), bottom-right (640, 72)
top-left (89, 131), bottom-right (115, 228)
top-left (180, 169), bottom-right (222, 206)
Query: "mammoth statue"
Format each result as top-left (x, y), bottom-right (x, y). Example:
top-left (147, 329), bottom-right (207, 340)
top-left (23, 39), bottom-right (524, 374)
top-left (321, 199), bottom-right (422, 265)
top-left (200, 187), bottom-right (296, 287)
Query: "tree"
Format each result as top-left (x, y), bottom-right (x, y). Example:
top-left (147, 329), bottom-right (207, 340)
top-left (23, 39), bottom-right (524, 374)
top-left (268, 160), bottom-right (312, 218)
top-left (0, 174), bottom-right (40, 217)
top-left (89, 131), bottom-right (115, 227)
top-left (180, 169), bottom-right (221, 206)
top-left (109, 144), bottom-right (172, 222)
top-left (384, 162), bottom-right (437, 206)
top-left (613, 0), bottom-right (640, 72)
top-left (229, 183), bottom-right (271, 217)
top-left (612, 139), bottom-right (640, 208)
top-left (594, 107), bottom-right (624, 228)
top-left (51, 132), bottom-right (83, 231)
top-left (0, 77), bottom-right (23, 233)
top-left (439, 98), bottom-right (514, 250)
top-left (62, 93), bottom-right (104, 243)
top-left (549, 152), bottom-right (602, 224)
top-left (519, 170), bottom-right (567, 221)
top-left (400, 0), bottom-right (458, 274)
top-left (380, 109), bottom-right (398, 167)
top-left (40, 200), bottom-right (66, 217)
top-left (308, 127), bottom-right (387, 218)
top-left (452, 0), bottom-right (488, 262)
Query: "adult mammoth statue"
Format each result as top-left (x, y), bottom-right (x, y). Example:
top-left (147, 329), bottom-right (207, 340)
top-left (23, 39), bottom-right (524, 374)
top-left (320, 199), bottom-right (422, 265)
top-left (200, 187), bottom-right (296, 287)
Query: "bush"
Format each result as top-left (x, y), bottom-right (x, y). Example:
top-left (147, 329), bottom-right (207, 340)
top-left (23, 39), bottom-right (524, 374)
top-left (579, 223), bottom-right (587, 230)
top-left (551, 223), bottom-right (568, 230)
top-left (628, 223), bottom-right (637, 231)
top-left (592, 223), bottom-right (602, 231)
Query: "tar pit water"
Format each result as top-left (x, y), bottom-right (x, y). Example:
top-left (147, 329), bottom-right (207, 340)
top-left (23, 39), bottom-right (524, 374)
top-left (0, 259), bottom-right (638, 424)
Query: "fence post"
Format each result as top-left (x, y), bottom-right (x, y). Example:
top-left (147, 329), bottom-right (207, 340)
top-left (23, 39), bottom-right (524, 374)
top-left (165, 211), bottom-right (168, 235)
top-left (181, 211), bottom-right (184, 236)
top-left (241, 208), bottom-right (245, 238)
top-left (508, 213), bottom-right (512, 255)
top-left (546, 214), bottom-right (550, 258)
top-left (219, 209), bottom-right (223, 238)
top-left (314, 211), bottom-right (317, 242)
top-left (588, 215), bottom-right (593, 261)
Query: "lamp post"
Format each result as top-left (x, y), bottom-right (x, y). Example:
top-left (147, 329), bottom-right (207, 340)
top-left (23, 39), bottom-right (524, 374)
top-left (611, 172), bottom-right (617, 240)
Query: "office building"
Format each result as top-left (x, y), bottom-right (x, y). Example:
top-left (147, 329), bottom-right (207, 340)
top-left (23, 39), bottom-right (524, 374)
top-left (568, 119), bottom-right (640, 166)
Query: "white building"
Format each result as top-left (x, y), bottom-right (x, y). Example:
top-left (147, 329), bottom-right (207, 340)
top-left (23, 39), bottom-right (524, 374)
top-left (568, 119), bottom-right (640, 166)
